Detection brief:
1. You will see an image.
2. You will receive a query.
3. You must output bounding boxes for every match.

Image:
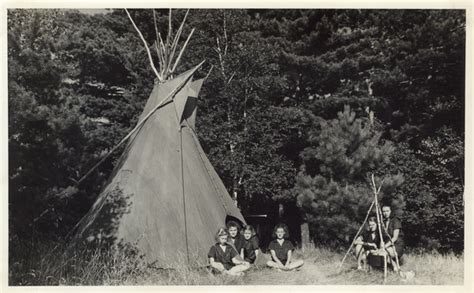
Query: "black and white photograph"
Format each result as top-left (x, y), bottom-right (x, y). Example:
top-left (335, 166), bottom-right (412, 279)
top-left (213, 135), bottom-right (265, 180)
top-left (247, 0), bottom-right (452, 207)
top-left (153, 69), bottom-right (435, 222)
top-left (3, 4), bottom-right (469, 287)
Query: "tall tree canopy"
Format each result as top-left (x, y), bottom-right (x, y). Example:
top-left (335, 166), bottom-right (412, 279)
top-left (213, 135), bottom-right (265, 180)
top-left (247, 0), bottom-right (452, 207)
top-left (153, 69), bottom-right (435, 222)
top-left (8, 9), bottom-right (465, 256)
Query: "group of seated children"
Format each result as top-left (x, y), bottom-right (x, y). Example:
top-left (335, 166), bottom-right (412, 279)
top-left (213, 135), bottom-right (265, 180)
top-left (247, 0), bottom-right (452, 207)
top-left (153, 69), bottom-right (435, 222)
top-left (354, 205), bottom-right (404, 272)
top-left (208, 222), bottom-right (305, 276)
top-left (208, 205), bottom-right (403, 276)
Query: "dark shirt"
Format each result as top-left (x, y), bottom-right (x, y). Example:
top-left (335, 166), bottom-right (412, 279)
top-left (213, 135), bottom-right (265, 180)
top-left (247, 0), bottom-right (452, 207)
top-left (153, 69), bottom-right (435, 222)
top-left (361, 230), bottom-right (384, 250)
top-left (268, 239), bottom-right (294, 263)
top-left (243, 236), bottom-right (260, 263)
top-left (208, 243), bottom-right (238, 270)
top-left (384, 217), bottom-right (404, 242)
top-left (228, 234), bottom-right (246, 254)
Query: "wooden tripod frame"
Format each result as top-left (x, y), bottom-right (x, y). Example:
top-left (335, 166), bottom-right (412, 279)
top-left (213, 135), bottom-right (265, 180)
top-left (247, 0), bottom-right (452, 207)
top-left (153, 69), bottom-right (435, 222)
top-left (338, 173), bottom-right (400, 283)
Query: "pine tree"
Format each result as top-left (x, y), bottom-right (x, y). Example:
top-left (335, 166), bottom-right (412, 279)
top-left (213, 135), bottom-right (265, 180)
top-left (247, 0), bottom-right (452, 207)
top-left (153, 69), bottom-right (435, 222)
top-left (294, 105), bottom-right (403, 246)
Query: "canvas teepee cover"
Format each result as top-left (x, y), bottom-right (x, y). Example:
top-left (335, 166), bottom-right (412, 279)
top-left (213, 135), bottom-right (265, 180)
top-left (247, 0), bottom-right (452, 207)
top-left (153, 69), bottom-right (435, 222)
top-left (74, 64), bottom-right (245, 267)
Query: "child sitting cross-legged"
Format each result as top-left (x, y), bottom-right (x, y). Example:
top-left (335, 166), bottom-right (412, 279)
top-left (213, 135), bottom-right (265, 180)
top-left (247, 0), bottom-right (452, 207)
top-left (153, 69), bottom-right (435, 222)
top-left (208, 227), bottom-right (250, 276)
top-left (266, 223), bottom-right (304, 271)
top-left (241, 225), bottom-right (260, 264)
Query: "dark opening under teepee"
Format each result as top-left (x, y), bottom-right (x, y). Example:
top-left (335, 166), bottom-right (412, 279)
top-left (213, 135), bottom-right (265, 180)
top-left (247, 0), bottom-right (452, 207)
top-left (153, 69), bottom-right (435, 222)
top-left (72, 9), bottom-right (245, 267)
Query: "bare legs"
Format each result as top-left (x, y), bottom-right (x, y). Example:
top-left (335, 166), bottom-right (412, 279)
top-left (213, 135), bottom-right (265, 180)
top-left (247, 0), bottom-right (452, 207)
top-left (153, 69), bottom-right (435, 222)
top-left (226, 263), bottom-right (250, 276)
top-left (355, 244), bottom-right (367, 270)
top-left (385, 246), bottom-right (399, 272)
top-left (267, 259), bottom-right (304, 271)
top-left (210, 262), bottom-right (250, 276)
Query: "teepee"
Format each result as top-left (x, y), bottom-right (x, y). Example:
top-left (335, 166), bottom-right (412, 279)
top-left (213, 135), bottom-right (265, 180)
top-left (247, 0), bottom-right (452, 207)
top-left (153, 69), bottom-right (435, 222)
top-left (72, 9), bottom-right (245, 267)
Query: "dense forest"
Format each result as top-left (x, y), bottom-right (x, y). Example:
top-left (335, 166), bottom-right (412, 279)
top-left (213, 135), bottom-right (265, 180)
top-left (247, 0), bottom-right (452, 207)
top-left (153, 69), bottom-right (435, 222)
top-left (8, 9), bottom-right (465, 271)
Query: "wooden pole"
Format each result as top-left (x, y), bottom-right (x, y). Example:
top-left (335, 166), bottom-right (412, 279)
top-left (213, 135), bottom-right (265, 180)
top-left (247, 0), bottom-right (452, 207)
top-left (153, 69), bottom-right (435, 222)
top-left (167, 9), bottom-right (172, 50)
top-left (371, 174), bottom-right (387, 283)
top-left (170, 28), bottom-right (195, 74)
top-left (125, 9), bottom-right (162, 81)
top-left (204, 65), bottom-right (214, 81)
top-left (301, 222), bottom-right (311, 246)
top-left (167, 9), bottom-right (190, 74)
top-left (376, 201), bottom-right (388, 282)
top-left (377, 204), bottom-right (401, 272)
top-left (337, 200), bottom-right (375, 273)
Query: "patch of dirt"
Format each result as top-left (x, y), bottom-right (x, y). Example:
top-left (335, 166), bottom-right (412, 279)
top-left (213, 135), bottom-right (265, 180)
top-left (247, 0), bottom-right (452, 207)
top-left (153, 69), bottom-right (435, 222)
top-left (244, 260), bottom-right (331, 285)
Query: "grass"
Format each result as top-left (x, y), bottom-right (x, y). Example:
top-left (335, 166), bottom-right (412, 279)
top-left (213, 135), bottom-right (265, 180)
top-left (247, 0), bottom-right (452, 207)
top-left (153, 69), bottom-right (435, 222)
top-left (9, 243), bottom-right (463, 286)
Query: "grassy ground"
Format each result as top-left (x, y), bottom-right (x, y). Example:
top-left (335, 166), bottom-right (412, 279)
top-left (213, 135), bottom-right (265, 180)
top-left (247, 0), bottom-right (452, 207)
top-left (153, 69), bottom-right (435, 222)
top-left (244, 246), bottom-right (464, 285)
top-left (9, 244), bottom-right (463, 286)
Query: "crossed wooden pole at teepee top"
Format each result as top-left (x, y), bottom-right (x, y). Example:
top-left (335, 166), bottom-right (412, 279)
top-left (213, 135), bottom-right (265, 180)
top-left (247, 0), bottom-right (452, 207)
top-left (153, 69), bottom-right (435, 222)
top-left (337, 173), bottom-right (401, 283)
top-left (125, 8), bottom-right (194, 82)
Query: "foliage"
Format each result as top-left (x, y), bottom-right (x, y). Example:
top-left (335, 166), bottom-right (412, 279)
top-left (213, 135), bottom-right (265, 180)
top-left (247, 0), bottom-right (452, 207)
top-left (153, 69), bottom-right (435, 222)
top-left (387, 129), bottom-right (463, 253)
top-left (294, 106), bottom-right (404, 246)
top-left (7, 9), bottom-right (465, 280)
top-left (8, 10), bottom-right (88, 240)
top-left (255, 9), bottom-right (464, 250)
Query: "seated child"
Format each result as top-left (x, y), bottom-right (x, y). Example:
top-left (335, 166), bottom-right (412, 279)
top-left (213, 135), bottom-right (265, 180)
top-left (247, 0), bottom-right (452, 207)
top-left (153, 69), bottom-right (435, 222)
top-left (354, 216), bottom-right (390, 271)
top-left (242, 225), bottom-right (260, 264)
top-left (226, 221), bottom-right (245, 257)
top-left (266, 223), bottom-right (304, 271)
top-left (208, 227), bottom-right (250, 276)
